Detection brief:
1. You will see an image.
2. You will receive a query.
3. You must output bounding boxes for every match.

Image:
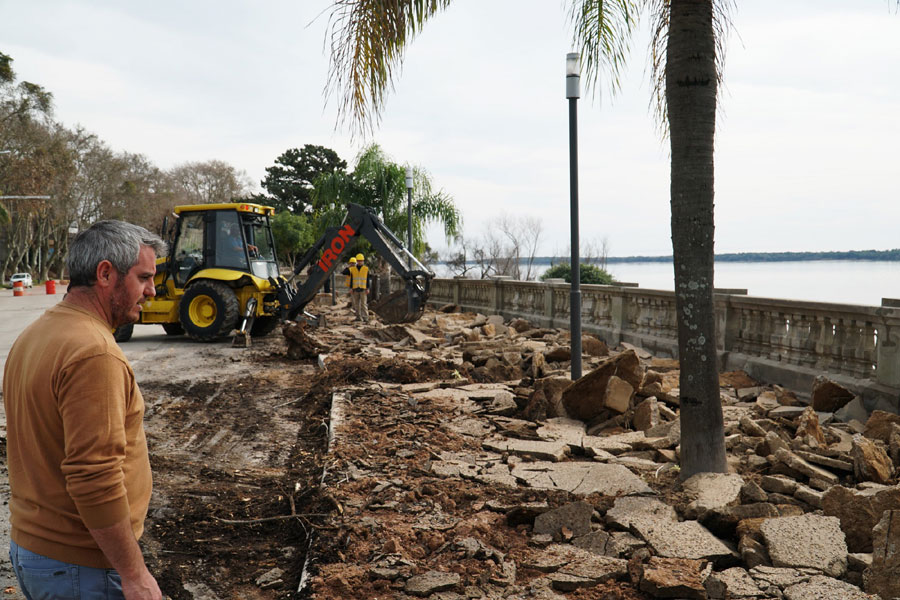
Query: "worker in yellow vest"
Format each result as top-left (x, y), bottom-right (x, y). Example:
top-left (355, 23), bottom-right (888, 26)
top-left (347, 253), bottom-right (370, 323)
top-left (345, 257), bottom-right (356, 296)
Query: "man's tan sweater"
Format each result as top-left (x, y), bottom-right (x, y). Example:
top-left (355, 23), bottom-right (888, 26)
top-left (3, 301), bottom-right (152, 568)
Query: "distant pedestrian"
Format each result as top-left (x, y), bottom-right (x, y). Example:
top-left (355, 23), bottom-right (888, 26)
top-left (3, 220), bottom-right (165, 600)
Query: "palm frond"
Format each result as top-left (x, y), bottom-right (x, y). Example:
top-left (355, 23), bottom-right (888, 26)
top-left (567, 0), bottom-right (640, 101)
top-left (325, 0), bottom-right (452, 137)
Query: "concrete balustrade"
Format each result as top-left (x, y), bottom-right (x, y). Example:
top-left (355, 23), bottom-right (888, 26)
top-left (425, 277), bottom-right (900, 412)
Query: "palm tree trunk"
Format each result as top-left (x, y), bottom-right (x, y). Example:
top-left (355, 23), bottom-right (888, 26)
top-left (666, 0), bottom-right (727, 478)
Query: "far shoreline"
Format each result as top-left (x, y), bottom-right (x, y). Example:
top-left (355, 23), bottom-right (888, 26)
top-left (437, 250), bottom-right (900, 266)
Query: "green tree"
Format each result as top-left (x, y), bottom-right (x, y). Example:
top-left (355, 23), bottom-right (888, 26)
top-left (259, 144), bottom-right (347, 214)
top-left (322, 0), bottom-right (730, 478)
top-left (312, 143), bottom-right (461, 259)
top-left (270, 210), bottom-right (317, 268)
top-left (0, 52), bottom-right (55, 226)
top-left (541, 263), bottom-right (614, 285)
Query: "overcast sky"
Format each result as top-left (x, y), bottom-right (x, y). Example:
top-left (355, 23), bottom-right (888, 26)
top-left (2, 0), bottom-right (898, 257)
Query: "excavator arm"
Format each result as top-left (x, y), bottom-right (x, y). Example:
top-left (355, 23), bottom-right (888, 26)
top-left (273, 203), bottom-right (433, 324)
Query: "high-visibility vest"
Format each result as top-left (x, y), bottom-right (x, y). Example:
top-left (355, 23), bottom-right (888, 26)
top-left (349, 265), bottom-right (368, 290)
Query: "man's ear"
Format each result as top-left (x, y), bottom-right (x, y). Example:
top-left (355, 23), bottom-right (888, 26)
top-left (95, 260), bottom-right (116, 289)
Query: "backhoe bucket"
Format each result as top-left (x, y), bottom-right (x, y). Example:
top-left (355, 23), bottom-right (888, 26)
top-left (371, 288), bottom-right (426, 324)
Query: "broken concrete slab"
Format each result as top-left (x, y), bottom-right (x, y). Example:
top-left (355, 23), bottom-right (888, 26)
top-left (605, 496), bottom-right (677, 530)
top-left (793, 449), bottom-right (852, 472)
top-left (863, 509), bottom-right (900, 600)
top-left (511, 461), bottom-right (654, 496)
top-left (483, 437), bottom-right (569, 462)
top-left (794, 406), bottom-right (826, 447)
top-left (747, 565), bottom-right (819, 590)
top-left (632, 396), bottom-right (661, 431)
top-left (638, 557), bottom-right (708, 600)
top-left (863, 409), bottom-right (900, 442)
top-left (851, 433), bottom-right (894, 484)
top-left (705, 566), bottom-right (762, 599)
top-left (682, 472), bottom-right (745, 520)
top-left (475, 463), bottom-right (519, 488)
top-left (533, 502), bottom-right (593, 541)
top-left (822, 484), bottom-right (900, 553)
top-left (535, 418), bottom-right (585, 448)
top-left (523, 544), bottom-right (627, 591)
top-left (561, 350), bottom-right (643, 421)
top-left (774, 448), bottom-right (840, 485)
top-left (759, 514), bottom-right (848, 577)
top-left (549, 555), bottom-right (628, 591)
top-left (784, 575), bottom-right (879, 600)
top-left (581, 430), bottom-right (647, 455)
top-left (603, 375), bottom-right (634, 414)
top-left (571, 530), bottom-right (617, 556)
top-left (630, 516), bottom-right (737, 563)
top-left (811, 375), bottom-right (855, 413)
top-left (835, 396), bottom-right (869, 424)
top-left (768, 406), bottom-right (811, 420)
top-left (404, 571), bottom-right (461, 596)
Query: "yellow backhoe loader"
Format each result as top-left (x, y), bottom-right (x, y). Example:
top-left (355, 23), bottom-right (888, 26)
top-left (113, 202), bottom-right (432, 343)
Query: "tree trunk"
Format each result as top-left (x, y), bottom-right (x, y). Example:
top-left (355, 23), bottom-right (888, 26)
top-left (666, 0), bottom-right (727, 478)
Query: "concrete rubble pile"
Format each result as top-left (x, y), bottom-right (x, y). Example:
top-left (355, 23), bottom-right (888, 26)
top-left (300, 305), bottom-right (900, 600)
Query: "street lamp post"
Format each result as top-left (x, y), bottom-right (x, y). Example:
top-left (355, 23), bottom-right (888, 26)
top-left (405, 167), bottom-right (414, 268)
top-left (566, 52), bottom-right (582, 381)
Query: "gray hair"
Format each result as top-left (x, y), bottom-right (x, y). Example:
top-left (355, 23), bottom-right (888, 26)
top-left (67, 220), bottom-right (167, 287)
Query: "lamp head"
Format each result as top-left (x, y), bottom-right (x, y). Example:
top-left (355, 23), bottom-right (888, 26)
top-left (566, 52), bottom-right (581, 99)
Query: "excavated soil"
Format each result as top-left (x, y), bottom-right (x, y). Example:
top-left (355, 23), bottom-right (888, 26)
top-left (127, 302), bottom-right (662, 598)
top-left (0, 300), bottom-right (699, 599)
top-left (136, 335), bottom-right (331, 598)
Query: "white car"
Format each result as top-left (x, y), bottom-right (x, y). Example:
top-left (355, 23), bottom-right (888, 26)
top-left (10, 273), bottom-right (33, 288)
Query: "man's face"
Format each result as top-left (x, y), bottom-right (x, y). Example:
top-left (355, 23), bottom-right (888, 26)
top-left (109, 245), bottom-right (157, 327)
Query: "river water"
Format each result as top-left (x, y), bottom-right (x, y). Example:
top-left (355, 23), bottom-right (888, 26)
top-left (434, 260), bottom-right (900, 308)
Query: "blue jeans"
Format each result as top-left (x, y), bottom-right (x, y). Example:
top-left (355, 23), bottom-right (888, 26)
top-left (9, 541), bottom-right (124, 600)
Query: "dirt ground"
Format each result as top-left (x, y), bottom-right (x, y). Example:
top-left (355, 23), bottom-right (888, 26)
top-left (134, 331), bottom-right (334, 598)
top-left (134, 300), bottom-right (669, 598)
top-left (0, 292), bottom-right (725, 599)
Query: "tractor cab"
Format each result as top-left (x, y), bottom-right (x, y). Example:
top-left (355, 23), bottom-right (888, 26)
top-left (169, 203), bottom-right (279, 287)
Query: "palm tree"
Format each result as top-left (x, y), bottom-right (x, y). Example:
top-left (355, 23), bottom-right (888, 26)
top-left (313, 144), bottom-right (461, 259)
top-left (323, 0), bottom-right (728, 478)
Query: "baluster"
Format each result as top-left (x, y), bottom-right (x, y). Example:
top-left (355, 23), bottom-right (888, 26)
top-left (863, 323), bottom-right (877, 380)
top-left (735, 308), bottom-right (753, 355)
top-left (754, 309), bottom-right (771, 359)
top-left (767, 311), bottom-right (785, 362)
top-left (812, 315), bottom-right (832, 371)
top-left (782, 313), bottom-right (796, 364)
top-left (797, 313), bottom-right (817, 367)
top-left (838, 320), bottom-right (860, 377)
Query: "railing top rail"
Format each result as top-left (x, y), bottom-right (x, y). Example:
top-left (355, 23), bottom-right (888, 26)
top-left (434, 277), bottom-right (900, 319)
top-left (722, 294), bottom-right (900, 320)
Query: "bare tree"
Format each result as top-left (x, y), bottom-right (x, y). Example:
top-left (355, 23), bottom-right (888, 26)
top-left (168, 160), bottom-right (253, 205)
top-left (444, 214), bottom-right (545, 280)
top-left (581, 235), bottom-right (611, 271)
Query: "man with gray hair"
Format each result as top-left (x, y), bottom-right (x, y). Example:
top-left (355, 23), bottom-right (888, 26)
top-left (3, 220), bottom-right (165, 599)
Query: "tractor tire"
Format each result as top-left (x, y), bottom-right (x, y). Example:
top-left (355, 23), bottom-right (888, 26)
top-left (162, 322), bottom-right (184, 336)
top-left (179, 281), bottom-right (240, 342)
top-left (250, 315), bottom-right (280, 337)
top-left (113, 323), bottom-right (134, 343)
